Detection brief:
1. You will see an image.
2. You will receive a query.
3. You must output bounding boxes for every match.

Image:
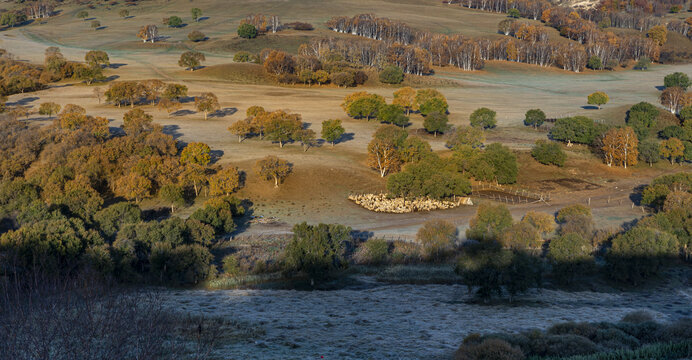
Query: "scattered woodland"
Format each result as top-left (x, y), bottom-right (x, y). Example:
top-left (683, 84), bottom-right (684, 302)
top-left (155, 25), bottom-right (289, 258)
top-left (0, 0), bottom-right (691, 359)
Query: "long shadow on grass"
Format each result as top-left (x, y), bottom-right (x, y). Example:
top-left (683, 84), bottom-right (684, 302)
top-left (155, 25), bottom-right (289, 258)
top-left (7, 97), bottom-right (39, 106)
top-left (162, 124), bottom-right (183, 139)
top-left (209, 107), bottom-right (237, 118)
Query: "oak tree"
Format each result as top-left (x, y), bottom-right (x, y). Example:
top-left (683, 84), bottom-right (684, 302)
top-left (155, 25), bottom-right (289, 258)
top-left (255, 156), bottom-right (292, 188)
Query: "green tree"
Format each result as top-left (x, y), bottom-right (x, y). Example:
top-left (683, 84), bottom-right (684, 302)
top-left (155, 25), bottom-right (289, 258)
top-left (293, 128), bottom-right (317, 152)
top-left (188, 30), bottom-right (206, 42)
top-left (423, 111), bottom-right (448, 137)
top-left (166, 16), bottom-right (183, 28)
top-left (550, 116), bottom-right (596, 145)
top-left (209, 166), bottom-right (241, 196)
top-left (556, 204), bottom-right (591, 223)
top-left (500, 222), bottom-right (543, 250)
top-left (283, 222), bottom-right (351, 283)
top-left (178, 51), bottom-right (205, 71)
top-left (378, 104), bottom-right (407, 127)
top-left (663, 72), bottom-right (690, 90)
top-left (265, 116), bottom-right (302, 148)
top-left (587, 91), bottom-right (609, 109)
top-left (77, 10), bottom-right (89, 20)
top-left (379, 65), bottom-right (404, 84)
top-left (660, 137), bottom-right (685, 164)
top-left (74, 63), bottom-right (105, 85)
top-left (119, 9), bottom-right (129, 18)
top-left (548, 233), bottom-right (594, 284)
top-left (524, 109), bottom-right (545, 129)
top-left (94, 202), bottom-right (142, 239)
top-left (607, 226), bottom-right (679, 285)
top-left (228, 119), bottom-right (253, 143)
top-left (446, 126), bottom-right (485, 149)
top-left (122, 108), bottom-right (153, 136)
top-left (586, 55), bottom-right (602, 70)
top-left (85, 50), bottom-right (110, 67)
top-left (469, 107), bottom-right (497, 129)
top-left (38, 102), bottom-right (61, 117)
top-left (158, 184), bottom-right (185, 214)
top-left (348, 96), bottom-right (385, 120)
top-left (466, 202), bottom-right (513, 243)
top-left (191, 8), bottom-right (203, 22)
top-left (419, 97), bottom-right (448, 116)
top-left (163, 84), bottom-right (188, 100)
top-left (626, 102), bottom-right (659, 139)
top-left (484, 143), bottom-right (518, 184)
top-left (321, 119), bottom-right (345, 146)
top-left (255, 155), bottom-right (292, 187)
top-left (639, 140), bottom-right (660, 167)
top-left (194, 92), bottom-right (219, 120)
top-left (190, 196), bottom-right (244, 235)
top-left (507, 8), bottom-right (521, 18)
top-left (531, 140), bottom-right (566, 167)
top-left (237, 23), bottom-right (258, 39)
top-left (90, 20), bottom-right (101, 30)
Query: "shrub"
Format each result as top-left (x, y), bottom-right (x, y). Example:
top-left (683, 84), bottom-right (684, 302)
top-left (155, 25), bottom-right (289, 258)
top-left (222, 254), bottom-right (242, 276)
top-left (416, 220), bottom-right (457, 261)
top-left (621, 311), bottom-right (655, 324)
top-left (390, 240), bottom-right (422, 264)
top-left (500, 222), bottom-right (543, 250)
top-left (379, 65), bottom-right (404, 84)
top-left (354, 238), bottom-right (389, 265)
top-left (454, 338), bottom-right (524, 360)
top-left (237, 23), bottom-right (258, 38)
top-left (524, 109), bottom-right (545, 128)
top-left (277, 73), bottom-right (299, 84)
top-left (556, 204), bottom-right (592, 223)
top-left (187, 30), bottom-right (206, 42)
top-left (189, 196), bottom-right (244, 236)
top-left (166, 16), bottom-right (183, 28)
top-left (587, 55), bottom-right (602, 70)
top-left (531, 140), bottom-right (566, 167)
top-left (233, 51), bottom-right (256, 63)
top-left (282, 222), bottom-right (351, 282)
top-left (548, 233), bottom-right (594, 284)
top-left (607, 226), bottom-right (679, 284)
top-left (664, 72), bottom-right (690, 90)
top-left (550, 116), bottom-right (596, 145)
top-left (331, 71), bottom-right (355, 87)
top-left (466, 202), bottom-right (513, 243)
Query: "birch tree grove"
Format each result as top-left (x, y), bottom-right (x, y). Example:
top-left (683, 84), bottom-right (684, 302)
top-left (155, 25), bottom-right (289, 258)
top-left (601, 127), bottom-right (638, 168)
top-left (137, 25), bottom-right (159, 43)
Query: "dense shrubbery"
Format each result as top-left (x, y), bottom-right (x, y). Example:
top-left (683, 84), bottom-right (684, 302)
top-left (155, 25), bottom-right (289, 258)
top-left (282, 222), bottom-right (352, 282)
top-left (532, 140), bottom-right (566, 167)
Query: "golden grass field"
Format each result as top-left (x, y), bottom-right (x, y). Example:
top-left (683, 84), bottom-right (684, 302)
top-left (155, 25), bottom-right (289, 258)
top-left (1, 0), bottom-right (691, 236)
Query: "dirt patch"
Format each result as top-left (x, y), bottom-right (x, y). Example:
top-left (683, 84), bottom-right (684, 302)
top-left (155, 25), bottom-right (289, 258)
top-left (537, 178), bottom-right (602, 192)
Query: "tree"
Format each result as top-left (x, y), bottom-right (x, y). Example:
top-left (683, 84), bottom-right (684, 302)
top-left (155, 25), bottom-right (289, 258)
top-left (423, 112), bottom-right (448, 137)
top-left (660, 137), bottom-right (685, 164)
top-left (180, 142), bottom-right (211, 166)
top-left (115, 173), bottom-right (152, 203)
top-left (500, 222), bottom-right (542, 250)
top-left (466, 202), bottom-right (513, 243)
top-left (137, 24), bottom-right (159, 43)
top-left (163, 84), bottom-right (188, 101)
top-left (548, 233), bottom-right (593, 284)
top-left (187, 31), bottom-right (206, 42)
top-left (660, 87), bottom-right (688, 114)
top-left (94, 202), bottom-right (142, 239)
top-left (647, 25), bottom-right (668, 46)
top-left (627, 102), bottom-right (660, 139)
top-left (228, 119), bottom-right (253, 142)
top-left (313, 70), bottom-right (329, 85)
top-left (263, 50), bottom-right (295, 75)
top-left (85, 50), bottom-right (110, 67)
top-left (331, 72), bottom-right (355, 87)
top-left (77, 10), bottom-right (88, 20)
top-left (38, 102), bottom-right (60, 117)
top-left (347, 96), bottom-right (384, 120)
top-left (416, 220), bottom-right (457, 261)
top-left (415, 89), bottom-right (447, 115)
top-left (119, 9), bottom-right (129, 18)
top-left (484, 143), bottom-right (518, 184)
top-left (93, 87), bottom-right (103, 104)
top-left (255, 155), bottom-right (292, 188)
top-left (237, 23), bottom-right (258, 39)
top-left (556, 204), bottom-right (592, 223)
top-left (191, 8), bottom-right (202, 22)
top-left (587, 91), bottom-right (609, 109)
top-left (664, 72), bottom-right (690, 90)
top-left (194, 92), bottom-right (219, 120)
top-left (393, 87), bottom-right (416, 115)
top-left (601, 127), bottom-right (638, 168)
top-left (90, 20), bottom-right (100, 30)
top-left (1, 11), bottom-right (26, 27)
top-left (607, 226), bottom-right (678, 285)
top-left (283, 222), bottom-right (350, 283)
top-left (531, 140), bottom-right (566, 167)
top-left (190, 196), bottom-right (244, 235)
top-left (265, 112), bottom-right (302, 147)
top-left (524, 109), bottom-right (545, 129)
top-left (208, 167), bottom-right (241, 196)
top-left (586, 55), bottom-right (602, 70)
top-left (298, 69), bottom-right (314, 85)
top-left (639, 140), bottom-right (660, 167)
top-left (178, 51), bottom-right (205, 71)
top-left (469, 107), bottom-right (497, 129)
top-left (634, 57), bottom-right (651, 70)
top-left (550, 116), bottom-right (596, 145)
top-left (521, 211), bottom-right (555, 235)
top-left (321, 119), bottom-right (345, 146)
top-left (122, 108), bottom-right (153, 136)
top-left (156, 98), bottom-right (182, 118)
top-left (379, 65), bottom-right (404, 84)
top-left (446, 126), bottom-right (485, 149)
top-left (293, 128), bottom-right (317, 152)
top-left (74, 64), bottom-right (104, 85)
top-left (419, 97), bottom-right (448, 116)
top-left (507, 8), bottom-right (521, 18)
top-left (367, 138), bottom-right (401, 177)
top-left (158, 184), bottom-right (185, 214)
top-left (165, 16), bottom-right (183, 28)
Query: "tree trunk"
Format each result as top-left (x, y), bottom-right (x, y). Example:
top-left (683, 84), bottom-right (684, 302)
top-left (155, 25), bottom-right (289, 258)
top-left (238, 135), bottom-right (242, 143)
top-left (204, 112), bottom-right (208, 120)
top-left (279, 141), bottom-right (283, 148)
top-left (273, 175), bottom-right (279, 188)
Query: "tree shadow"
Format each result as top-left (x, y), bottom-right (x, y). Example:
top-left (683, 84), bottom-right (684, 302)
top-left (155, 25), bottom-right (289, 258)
top-left (102, 75), bottom-right (119, 82)
top-left (171, 109), bottom-right (195, 116)
top-left (197, 16), bottom-right (209, 22)
top-left (109, 126), bottom-right (126, 137)
top-left (7, 97), bottom-right (39, 106)
top-left (179, 96), bottom-right (195, 104)
top-left (655, 85), bottom-right (665, 91)
top-left (335, 132), bottom-right (355, 145)
top-left (109, 63), bottom-right (127, 69)
top-left (629, 184), bottom-right (646, 206)
top-left (581, 105), bottom-right (600, 110)
top-left (209, 107), bottom-right (237, 118)
top-left (96, 26), bottom-right (108, 31)
top-left (161, 124), bottom-right (183, 139)
top-left (231, 199), bottom-right (255, 235)
top-left (124, 16), bottom-right (135, 19)
top-left (209, 150), bottom-right (224, 164)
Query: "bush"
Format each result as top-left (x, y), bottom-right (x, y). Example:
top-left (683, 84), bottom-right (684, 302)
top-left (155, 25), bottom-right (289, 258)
top-left (664, 72), bottom-right (690, 90)
top-left (531, 140), bottom-right (566, 167)
top-left (390, 240), bottom-right (422, 264)
top-left (233, 51), bottom-right (256, 63)
top-left (550, 116), bottom-right (596, 145)
top-left (379, 65), bottom-right (404, 84)
top-left (354, 238), bottom-right (389, 265)
top-left (548, 233), bottom-right (594, 284)
top-left (416, 220), bottom-right (457, 261)
top-left (524, 109), bottom-right (545, 128)
top-left (331, 71), bottom-right (355, 87)
top-left (187, 30), bottom-right (206, 42)
top-left (282, 222), bottom-right (351, 282)
top-left (607, 226), bottom-right (679, 284)
top-left (237, 23), bottom-right (258, 38)
top-left (189, 196), bottom-right (244, 236)
top-left (556, 204), bottom-right (592, 223)
top-left (455, 338), bottom-right (524, 360)
top-left (222, 254), bottom-right (242, 276)
top-left (500, 222), bottom-right (543, 250)
top-left (587, 55), bottom-right (602, 70)
top-left (466, 202), bottom-right (513, 243)
top-left (277, 73), bottom-right (299, 84)
top-left (166, 16), bottom-right (183, 28)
